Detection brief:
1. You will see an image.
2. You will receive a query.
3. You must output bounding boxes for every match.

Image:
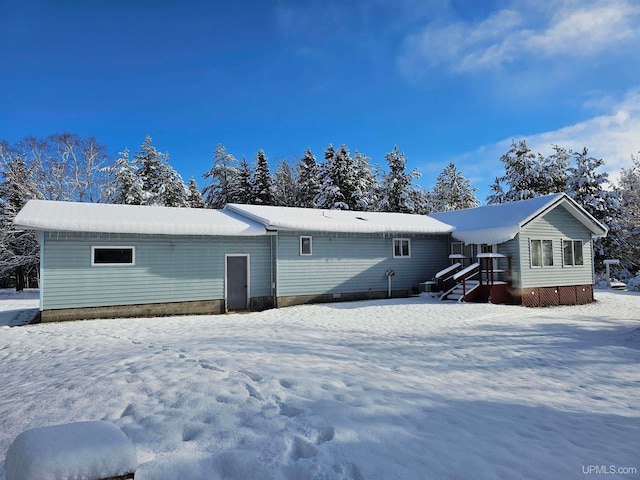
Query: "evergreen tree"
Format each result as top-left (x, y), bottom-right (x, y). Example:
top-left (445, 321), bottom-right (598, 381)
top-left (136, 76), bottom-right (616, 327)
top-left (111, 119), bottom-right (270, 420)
top-left (566, 148), bottom-right (623, 269)
top-left (251, 149), bottom-right (273, 205)
top-left (541, 145), bottom-right (571, 194)
top-left (296, 147), bottom-right (320, 208)
top-left (496, 139), bottom-right (542, 201)
top-left (234, 156), bottom-right (253, 204)
top-left (202, 143), bottom-right (239, 208)
top-left (488, 140), bottom-right (571, 204)
top-left (186, 177), bottom-right (205, 208)
top-left (132, 136), bottom-right (188, 207)
top-left (352, 150), bottom-right (377, 211)
top-left (272, 159), bottom-right (298, 207)
top-left (376, 145), bottom-right (420, 213)
top-left (109, 148), bottom-right (143, 205)
top-left (431, 162), bottom-right (479, 212)
top-left (157, 159), bottom-right (189, 207)
top-left (486, 177), bottom-right (507, 204)
top-left (316, 144), bottom-right (356, 210)
top-left (407, 187), bottom-right (433, 215)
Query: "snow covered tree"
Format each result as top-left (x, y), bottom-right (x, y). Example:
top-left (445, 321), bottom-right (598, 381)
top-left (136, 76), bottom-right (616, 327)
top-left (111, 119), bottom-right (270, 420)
top-left (202, 144), bottom-right (239, 209)
top-left (21, 133), bottom-right (111, 203)
top-left (616, 154), bottom-right (640, 271)
top-left (406, 187), bottom-right (433, 215)
top-left (296, 147), bottom-right (320, 208)
top-left (376, 145), bottom-right (420, 213)
top-left (566, 148), bottom-right (623, 269)
top-left (430, 162), bottom-right (479, 212)
top-left (351, 150), bottom-right (377, 211)
top-left (315, 144), bottom-right (359, 210)
top-left (494, 140), bottom-right (542, 202)
top-left (186, 177), bottom-right (205, 208)
top-left (108, 148), bottom-right (144, 205)
top-left (157, 160), bottom-right (189, 207)
top-left (233, 156), bottom-right (253, 204)
top-left (541, 145), bottom-right (571, 194)
top-left (251, 149), bottom-right (273, 205)
top-left (486, 177), bottom-right (507, 204)
top-left (133, 136), bottom-right (187, 207)
top-left (487, 140), bottom-right (570, 204)
top-left (0, 142), bottom-right (40, 289)
top-left (272, 159), bottom-right (298, 207)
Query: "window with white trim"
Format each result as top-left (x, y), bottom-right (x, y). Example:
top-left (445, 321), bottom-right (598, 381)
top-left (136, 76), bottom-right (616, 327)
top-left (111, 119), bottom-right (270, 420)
top-left (92, 246), bottom-right (135, 266)
top-left (530, 239), bottom-right (553, 267)
top-left (300, 236), bottom-right (312, 256)
top-left (393, 238), bottom-right (411, 258)
top-left (451, 242), bottom-right (463, 255)
top-left (563, 240), bottom-right (584, 266)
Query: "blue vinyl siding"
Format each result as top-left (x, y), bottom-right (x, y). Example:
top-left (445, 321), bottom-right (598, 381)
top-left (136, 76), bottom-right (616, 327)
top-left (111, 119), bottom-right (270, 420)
top-left (41, 232), bottom-right (271, 310)
top-left (497, 237), bottom-right (520, 288)
top-left (275, 232), bottom-right (449, 296)
top-left (519, 205), bottom-right (594, 288)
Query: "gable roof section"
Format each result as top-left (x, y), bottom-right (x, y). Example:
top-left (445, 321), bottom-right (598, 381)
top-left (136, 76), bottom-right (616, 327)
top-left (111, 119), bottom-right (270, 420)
top-left (14, 200), bottom-right (266, 236)
top-left (430, 193), bottom-right (607, 245)
top-left (225, 203), bottom-right (454, 234)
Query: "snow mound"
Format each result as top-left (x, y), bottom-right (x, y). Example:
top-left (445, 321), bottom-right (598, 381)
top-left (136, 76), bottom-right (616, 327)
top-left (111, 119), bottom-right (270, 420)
top-left (626, 274), bottom-right (640, 292)
top-left (5, 421), bottom-right (136, 480)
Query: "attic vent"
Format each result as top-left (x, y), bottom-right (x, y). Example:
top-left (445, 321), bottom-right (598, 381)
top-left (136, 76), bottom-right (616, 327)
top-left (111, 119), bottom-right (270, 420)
top-left (355, 216), bottom-right (368, 221)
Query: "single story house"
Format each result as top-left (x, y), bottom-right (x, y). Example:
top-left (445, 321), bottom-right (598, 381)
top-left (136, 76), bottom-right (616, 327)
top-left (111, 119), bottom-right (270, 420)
top-left (14, 200), bottom-right (452, 321)
top-left (430, 193), bottom-right (608, 306)
top-left (13, 193), bottom-right (607, 321)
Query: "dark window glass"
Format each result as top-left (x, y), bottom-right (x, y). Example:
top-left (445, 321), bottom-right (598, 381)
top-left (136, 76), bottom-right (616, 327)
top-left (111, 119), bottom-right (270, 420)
top-left (93, 248), bottom-right (133, 264)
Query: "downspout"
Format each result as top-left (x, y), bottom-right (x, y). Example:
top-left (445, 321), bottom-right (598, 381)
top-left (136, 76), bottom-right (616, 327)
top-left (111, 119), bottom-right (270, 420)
top-left (272, 232), bottom-right (279, 308)
top-left (38, 231), bottom-right (44, 312)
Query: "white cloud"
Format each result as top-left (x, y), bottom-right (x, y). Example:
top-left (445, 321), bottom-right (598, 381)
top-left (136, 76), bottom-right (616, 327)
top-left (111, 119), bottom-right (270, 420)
top-left (398, 0), bottom-right (640, 77)
top-left (526, 2), bottom-right (639, 57)
top-left (451, 91), bottom-right (640, 193)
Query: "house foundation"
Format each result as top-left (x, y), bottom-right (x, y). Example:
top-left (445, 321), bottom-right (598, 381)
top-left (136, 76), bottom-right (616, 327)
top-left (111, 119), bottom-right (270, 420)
top-left (517, 285), bottom-right (594, 307)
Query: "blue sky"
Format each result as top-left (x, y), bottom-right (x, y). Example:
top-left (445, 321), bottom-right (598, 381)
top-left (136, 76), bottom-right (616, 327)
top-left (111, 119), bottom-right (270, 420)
top-left (1, 0), bottom-right (639, 201)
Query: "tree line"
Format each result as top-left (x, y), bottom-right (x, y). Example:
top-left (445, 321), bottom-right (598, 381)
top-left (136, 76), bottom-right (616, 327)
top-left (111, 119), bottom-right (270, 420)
top-left (1, 133), bottom-right (638, 288)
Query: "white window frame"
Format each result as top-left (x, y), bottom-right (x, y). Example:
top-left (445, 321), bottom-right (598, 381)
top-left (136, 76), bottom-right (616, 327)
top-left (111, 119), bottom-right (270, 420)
top-left (451, 241), bottom-right (464, 256)
top-left (530, 239), bottom-right (553, 268)
top-left (563, 239), bottom-right (584, 267)
top-left (91, 246), bottom-right (136, 266)
top-left (393, 238), bottom-right (411, 258)
top-left (300, 236), bottom-right (312, 256)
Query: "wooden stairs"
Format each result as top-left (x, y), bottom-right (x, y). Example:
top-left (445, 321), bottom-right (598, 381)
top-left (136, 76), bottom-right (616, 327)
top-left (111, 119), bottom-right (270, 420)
top-left (440, 262), bottom-right (481, 302)
top-left (436, 253), bottom-right (514, 304)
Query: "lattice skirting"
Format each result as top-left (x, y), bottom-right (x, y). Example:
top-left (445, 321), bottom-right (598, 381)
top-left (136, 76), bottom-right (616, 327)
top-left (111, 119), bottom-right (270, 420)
top-left (518, 285), bottom-right (594, 307)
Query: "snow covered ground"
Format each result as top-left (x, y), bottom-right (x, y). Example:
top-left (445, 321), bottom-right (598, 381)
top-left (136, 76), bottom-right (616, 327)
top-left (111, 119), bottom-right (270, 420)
top-left (1, 291), bottom-right (639, 480)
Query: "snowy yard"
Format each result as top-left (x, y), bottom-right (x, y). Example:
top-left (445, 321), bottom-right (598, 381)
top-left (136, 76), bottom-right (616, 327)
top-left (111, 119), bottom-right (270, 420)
top-left (1, 291), bottom-right (639, 480)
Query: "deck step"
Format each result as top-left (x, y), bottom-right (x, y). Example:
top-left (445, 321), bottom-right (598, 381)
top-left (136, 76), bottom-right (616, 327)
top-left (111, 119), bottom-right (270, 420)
top-left (440, 280), bottom-right (481, 302)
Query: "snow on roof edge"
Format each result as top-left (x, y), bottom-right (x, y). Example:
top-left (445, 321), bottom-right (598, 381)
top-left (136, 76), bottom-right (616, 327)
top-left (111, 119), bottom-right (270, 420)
top-left (14, 200), bottom-right (267, 236)
top-left (226, 203), bottom-right (454, 234)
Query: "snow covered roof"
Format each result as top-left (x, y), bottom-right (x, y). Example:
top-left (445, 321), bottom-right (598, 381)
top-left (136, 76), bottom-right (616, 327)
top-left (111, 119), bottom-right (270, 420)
top-left (430, 193), bottom-right (607, 245)
top-left (225, 204), bottom-right (454, 234)
top-left (14, 200), bottom-right (266, 236)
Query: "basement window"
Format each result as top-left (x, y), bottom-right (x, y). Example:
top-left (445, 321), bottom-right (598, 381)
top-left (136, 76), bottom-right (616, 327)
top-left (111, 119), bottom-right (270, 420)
top-left (300, 236), bottom-right (312, 256)
top-left (393, 238), bottom-right (411, 258)
top-left (92, 246), bottom-right (135, 266)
